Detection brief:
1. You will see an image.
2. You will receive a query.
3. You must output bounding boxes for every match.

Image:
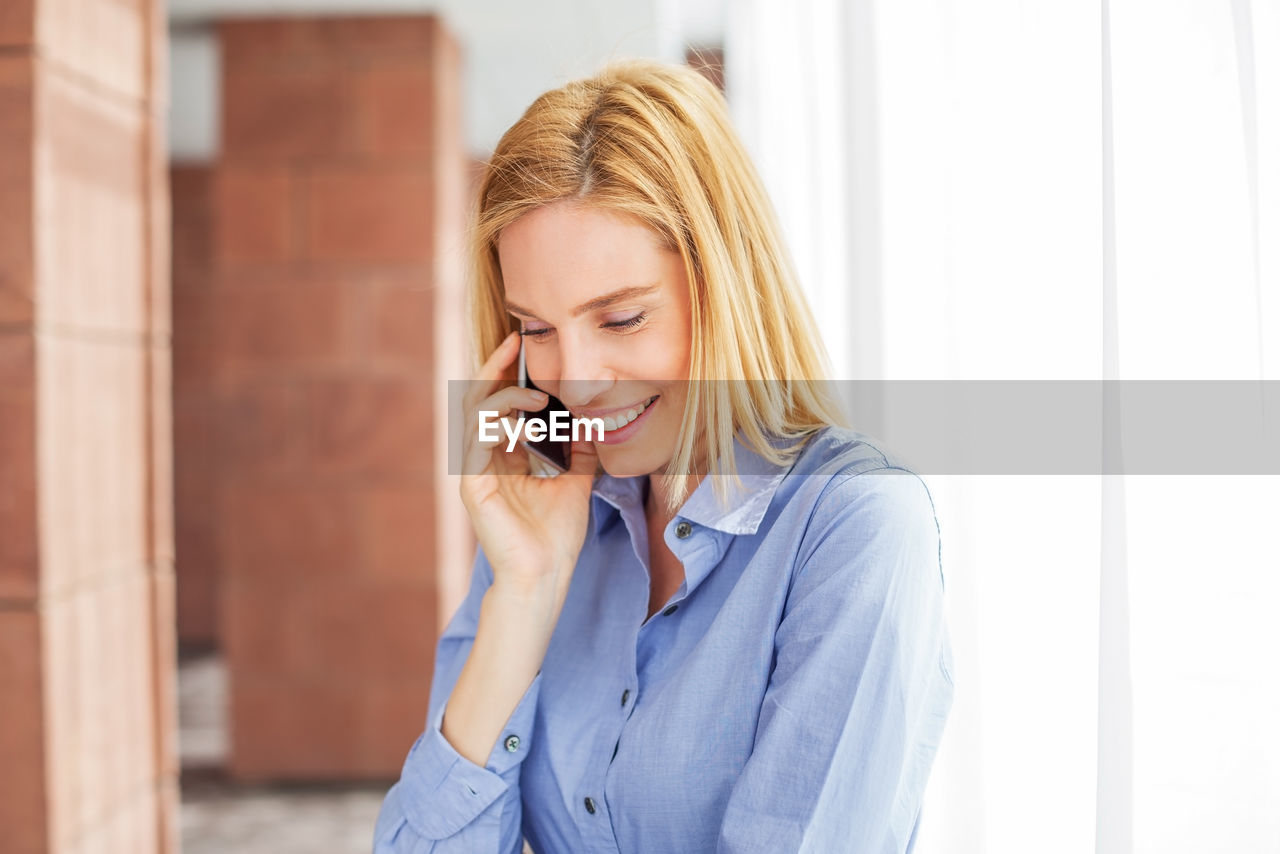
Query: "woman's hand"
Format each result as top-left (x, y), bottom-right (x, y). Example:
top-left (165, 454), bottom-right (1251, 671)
top-left (459, 331), bottom-right (600, 616)
top-left (442, 332), bottom-right (600, 767)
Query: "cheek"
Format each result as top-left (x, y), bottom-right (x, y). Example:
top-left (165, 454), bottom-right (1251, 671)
top-left (524, 344), bottom-right (560, 386)
top-left (652, 386), bottom-right (686, 439)
top-left (648, 325), bottom-right (692, 379)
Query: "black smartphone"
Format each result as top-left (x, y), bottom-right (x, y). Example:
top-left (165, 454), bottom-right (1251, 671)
top-left (517, 338), bottom-right (571, 473)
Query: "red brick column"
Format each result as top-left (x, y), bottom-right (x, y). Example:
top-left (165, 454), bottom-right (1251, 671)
top-left (208, 16), bottom-right (467, 780)
top-left (171, 165), bottom-right (219, 649)
top-left (0, 0), bottom-right (179, 851)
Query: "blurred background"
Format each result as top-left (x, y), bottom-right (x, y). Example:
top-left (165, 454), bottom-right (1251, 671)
top-left (1, 1), bottom-right (1277, 853)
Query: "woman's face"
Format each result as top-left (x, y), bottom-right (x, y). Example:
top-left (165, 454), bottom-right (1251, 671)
top-left (498, 201), bottom-right (693, 478)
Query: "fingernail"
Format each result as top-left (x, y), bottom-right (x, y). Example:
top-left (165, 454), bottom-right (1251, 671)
top-left (531, 390), bottom-right (548, 402)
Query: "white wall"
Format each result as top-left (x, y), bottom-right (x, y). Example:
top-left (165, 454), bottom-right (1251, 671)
top-left (169, 27), bottom-right (220, 163)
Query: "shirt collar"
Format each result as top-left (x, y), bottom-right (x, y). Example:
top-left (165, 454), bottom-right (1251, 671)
top-left (590, 433), bottom-right (792, 537)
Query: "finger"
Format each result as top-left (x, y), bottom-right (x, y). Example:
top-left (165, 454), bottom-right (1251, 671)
top-left (565, 439), bottom-right (600, 478)
top-left (463, 331), bottom-right (521, 411)
top-left (492, 441), bottom-right (531, 477)
top-left (463, 386), bottom-right (547, 474)
top-left (465, 416), bottom-right (515, 475)
top-left (469, 387), bottom-right (547, 451)
top-left (480, 385), bottom-right (548, 420)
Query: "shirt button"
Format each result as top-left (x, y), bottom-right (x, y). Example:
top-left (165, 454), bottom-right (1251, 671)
top-left (584, 797), bottom-right (597, 814)
top-left (503, 734), bottom-right (520, 753)
top-left (662, 604), bottom-right (679, 616)
top-left (675, 521), bottom-right (692, 539)
top-left (620, 689), bottom-right (630, 707)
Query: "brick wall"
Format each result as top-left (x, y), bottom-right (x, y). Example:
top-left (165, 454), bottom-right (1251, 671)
top-left (171, 165), bottom-right (218, 649)
top-left (0, 0), bottom-right (179, 851)
top-left (203, 15), bottom-right (468, 781)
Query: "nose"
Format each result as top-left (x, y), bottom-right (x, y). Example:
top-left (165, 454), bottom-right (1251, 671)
top-left (554, 331), bottom-right (615, 410)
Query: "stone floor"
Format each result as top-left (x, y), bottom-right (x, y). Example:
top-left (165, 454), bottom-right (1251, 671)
top-left (180, 774), bottom-right (388, 854)
top-left (178, 650), bottom-right (388, 853)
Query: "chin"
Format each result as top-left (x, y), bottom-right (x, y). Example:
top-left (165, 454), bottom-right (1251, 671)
top-left (593, 445), bottom-right (671, 480)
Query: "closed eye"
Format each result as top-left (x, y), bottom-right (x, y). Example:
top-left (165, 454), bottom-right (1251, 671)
top-left (602, 312), bottom-right (646, 332)
top-left (518, 312), bottom-right (647, 339)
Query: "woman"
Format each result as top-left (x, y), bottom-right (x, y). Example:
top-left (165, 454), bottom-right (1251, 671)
top-left (374, 60), bottom-right (953, 853)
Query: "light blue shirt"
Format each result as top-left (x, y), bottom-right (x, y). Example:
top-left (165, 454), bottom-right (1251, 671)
top-left (374, 426), bottom-right (954, 853)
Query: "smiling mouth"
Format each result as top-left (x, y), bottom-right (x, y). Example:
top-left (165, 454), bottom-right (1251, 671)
top-left (574, 395), bottom-right (659, 432)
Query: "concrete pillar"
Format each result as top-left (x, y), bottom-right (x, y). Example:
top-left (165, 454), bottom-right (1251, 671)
top-left (206, 15), bottom-right (468, 781)
top-left (0, 0), bottom-right (179, 851)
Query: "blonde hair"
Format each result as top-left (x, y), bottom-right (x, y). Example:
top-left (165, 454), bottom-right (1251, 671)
top-left (469, 59), bottom-right (847, 509)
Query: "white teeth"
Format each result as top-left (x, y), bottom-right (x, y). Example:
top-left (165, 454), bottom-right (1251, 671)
top-left (591, 396), bottom-right (657, 432)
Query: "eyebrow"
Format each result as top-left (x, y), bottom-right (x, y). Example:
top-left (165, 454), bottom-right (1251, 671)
top-left (504, 284), bottom-right (660, 321)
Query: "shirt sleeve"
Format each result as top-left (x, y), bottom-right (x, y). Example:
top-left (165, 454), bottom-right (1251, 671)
top-left (716, 468), bottom-right (955, 854)
top-left (373, 548), bottom-right (540, 853)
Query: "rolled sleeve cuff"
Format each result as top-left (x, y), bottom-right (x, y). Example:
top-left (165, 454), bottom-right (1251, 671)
top-left (396, 674), bottom-right (542, 840)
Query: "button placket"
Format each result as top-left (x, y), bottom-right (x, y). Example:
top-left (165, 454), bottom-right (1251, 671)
top-left (610, 687), bottom-right (630, 766)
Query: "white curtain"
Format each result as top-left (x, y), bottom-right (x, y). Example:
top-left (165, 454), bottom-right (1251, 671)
top-left (726, 2), bottom-right (1280, 852)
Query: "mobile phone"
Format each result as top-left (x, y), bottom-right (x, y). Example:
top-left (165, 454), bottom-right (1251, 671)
top-left (517, 338), bottom-right (571, 474)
